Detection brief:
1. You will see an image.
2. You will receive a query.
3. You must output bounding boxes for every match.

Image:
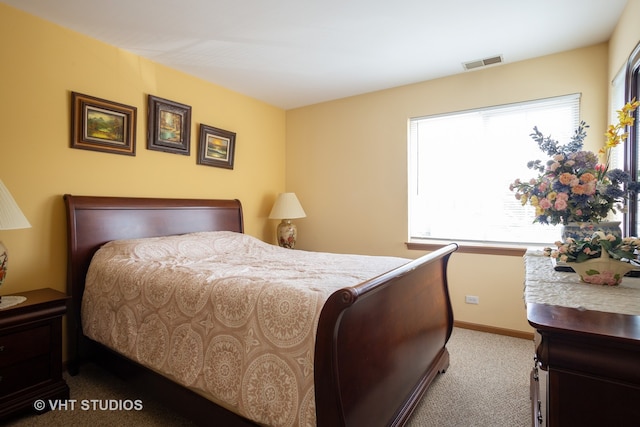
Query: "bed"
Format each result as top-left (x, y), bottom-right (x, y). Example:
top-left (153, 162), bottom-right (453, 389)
top-left (64, 194), bottom-right (457, 427)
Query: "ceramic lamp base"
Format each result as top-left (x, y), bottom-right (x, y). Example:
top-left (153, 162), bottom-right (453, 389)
top-left (277, 219), bottom-right (297, 249)
top-left (0, 241), bottom-right (7, 289)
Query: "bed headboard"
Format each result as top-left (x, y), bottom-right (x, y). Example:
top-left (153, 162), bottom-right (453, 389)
top-left (63, 194), bottom-right (244, 370)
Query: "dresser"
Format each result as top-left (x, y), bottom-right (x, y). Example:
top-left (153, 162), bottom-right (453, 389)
top-left (524, 250), bottom-right (640, 426)
top-left (0, 288), bottom-right (69, 419)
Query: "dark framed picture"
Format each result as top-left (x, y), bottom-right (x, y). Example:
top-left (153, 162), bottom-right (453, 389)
top-left (71, 92), bottom-right (137, 156)
top-left (197, 124), bottom-right (236, 169)
top-left (147, 95), bottom-right (191, 155)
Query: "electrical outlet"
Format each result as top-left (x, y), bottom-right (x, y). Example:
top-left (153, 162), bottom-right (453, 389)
top-left (465, 295), bottom-right (480, 304)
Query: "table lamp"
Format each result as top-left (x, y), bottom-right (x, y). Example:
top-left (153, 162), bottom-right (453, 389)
top-left (269, 193), bottom-right (306, 249)
top-left (0, 180), bottom-right (31, 302)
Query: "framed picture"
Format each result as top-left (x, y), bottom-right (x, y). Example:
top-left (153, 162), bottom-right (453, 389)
top-left (147, 95), bottom-right (191, 155)
top-left (197, 124), bottom-right (236, 169)
top-left (71, 92), bottom-right (137, 156)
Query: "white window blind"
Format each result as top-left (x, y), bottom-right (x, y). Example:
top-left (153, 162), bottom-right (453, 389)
top-left (609, 67), bottom-right (626, 223)
top-left (610, 68), bottom-right (626, 167)
top-left (408, 94), bottom-right (581, 245)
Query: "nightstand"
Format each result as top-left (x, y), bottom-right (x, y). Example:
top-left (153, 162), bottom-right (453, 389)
top-left (0, 288), bottom-right (69, 419)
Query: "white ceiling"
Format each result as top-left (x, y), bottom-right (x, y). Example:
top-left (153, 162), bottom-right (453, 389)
top-left (2, 0), bottom-right (629, 109)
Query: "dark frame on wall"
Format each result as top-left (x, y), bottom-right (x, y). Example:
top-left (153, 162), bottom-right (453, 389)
top-left (197, 124), bottom-right (236, 169)
top-left (70, 92), bottom-right (137, 156)
top-left (147, 95), bottom-right (191, 156)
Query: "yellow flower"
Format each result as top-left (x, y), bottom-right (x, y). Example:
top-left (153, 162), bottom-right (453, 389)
top-left (602, 99), bottom-right (640, 152)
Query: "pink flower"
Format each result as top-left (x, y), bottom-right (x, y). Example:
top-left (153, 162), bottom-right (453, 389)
top-left (554, 199), bottom-right (567, 210)
top-left (581, 271), bottom-right (621, 286)
top-left (539, 198), bottom-right (552, 209)
top-left (584, 181), bottom-right (596, 195)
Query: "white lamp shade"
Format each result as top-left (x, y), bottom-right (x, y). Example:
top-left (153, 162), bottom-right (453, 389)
top-left (0, 180), bottom-right (31, 230)
top-left (269, 193), bottom-right (306, 220)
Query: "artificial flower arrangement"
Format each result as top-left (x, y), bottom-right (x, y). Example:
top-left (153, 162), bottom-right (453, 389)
top-left (543, 231), bottom-right (640, 263)
top-left (509, 100), bottom-right (640, 226)
top-left (542, 231), bottom-right (640, 285)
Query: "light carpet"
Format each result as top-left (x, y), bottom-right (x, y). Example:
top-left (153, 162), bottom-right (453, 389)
top-left (407, 328), bottom-right (532, 427)
top-left (6, 327), bottom-right (533, 426)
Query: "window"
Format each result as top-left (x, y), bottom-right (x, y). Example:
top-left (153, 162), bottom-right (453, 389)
top-left (610, 67), bottom-right (626, 173)
top-left (625, 41), bottom-right (640, 237)
top-left (607, 66), bottom-right (626, 226)
top-left (408, 94), bottom-right (580, 245)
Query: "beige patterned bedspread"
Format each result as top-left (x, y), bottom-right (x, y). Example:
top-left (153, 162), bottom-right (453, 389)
top-left (82, 231), bottom-right (409, 426)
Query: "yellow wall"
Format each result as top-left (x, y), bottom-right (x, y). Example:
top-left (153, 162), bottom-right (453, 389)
top-left (4, 1), bottom-right (639, 337)
top-left (0, 4), bottom-right (286, 296)
top-left (609, 0), bottom-right (640, 84)
top-left (286, 44), bottom-right (611, 334)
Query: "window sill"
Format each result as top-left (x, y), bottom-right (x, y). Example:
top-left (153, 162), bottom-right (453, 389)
top-left (406, 240), bottom-right (529, 257)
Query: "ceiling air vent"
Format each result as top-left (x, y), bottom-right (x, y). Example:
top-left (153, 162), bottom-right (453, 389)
top-left (463, 55), bottom-right (504, 71)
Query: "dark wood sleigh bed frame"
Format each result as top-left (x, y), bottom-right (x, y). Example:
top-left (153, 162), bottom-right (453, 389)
top-left (64, 194), bottom-right (457, 427)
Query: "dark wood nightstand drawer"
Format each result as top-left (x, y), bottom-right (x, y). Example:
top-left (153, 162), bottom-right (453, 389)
top-left (0, 354), bottom-right (49, 395)
top-left (0, 288), bottom-right (69, 419)
top-left (0, 325), bottom-right (50, 368)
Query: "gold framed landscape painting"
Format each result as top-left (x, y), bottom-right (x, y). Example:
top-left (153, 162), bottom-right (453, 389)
top-left (71, 92), bottom-right (137, 156)
top-left (197, 124), bottom-right (236, 169)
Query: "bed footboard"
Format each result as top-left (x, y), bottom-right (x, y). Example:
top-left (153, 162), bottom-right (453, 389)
top-left (314, 244), bottom-right (457, 427)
